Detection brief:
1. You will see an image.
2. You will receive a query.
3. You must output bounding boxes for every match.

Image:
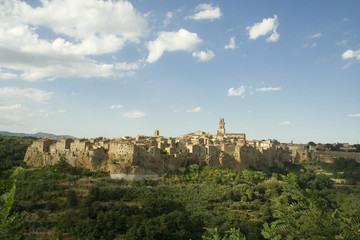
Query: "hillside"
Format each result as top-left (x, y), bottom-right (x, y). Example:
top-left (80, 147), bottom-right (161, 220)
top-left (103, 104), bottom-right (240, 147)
top-left (1, 161), bottom-right (360, 239)
top-left (0, 135), bottom-right (35, 170)
top-left (1, 135), bottom-right (360, 239)
top-left (0, 131), bottom-right (76, 141)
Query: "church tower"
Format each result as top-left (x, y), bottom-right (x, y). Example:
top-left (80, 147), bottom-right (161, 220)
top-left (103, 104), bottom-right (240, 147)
top-left (217, 118), bottom-right (226, 135)
top-left (154, 129), bottom-right (160, 137)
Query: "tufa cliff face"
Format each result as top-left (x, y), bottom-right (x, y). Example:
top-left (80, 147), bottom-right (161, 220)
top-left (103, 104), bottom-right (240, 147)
top-left (26, 120), bottom-right (359, 174)
top-left (24, 133), bottom-right (295, 174)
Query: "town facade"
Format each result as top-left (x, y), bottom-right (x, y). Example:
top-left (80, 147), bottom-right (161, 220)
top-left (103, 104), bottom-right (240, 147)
top-left (24, 119), bottom-right (360, 175)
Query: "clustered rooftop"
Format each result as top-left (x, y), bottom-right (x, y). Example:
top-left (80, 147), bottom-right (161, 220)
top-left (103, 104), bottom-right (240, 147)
top-left (24, 119), bottom-right (358, 175)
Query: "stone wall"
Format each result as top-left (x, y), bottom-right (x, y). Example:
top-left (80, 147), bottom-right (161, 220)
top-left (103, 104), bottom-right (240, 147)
top-left (25, 133), bottom-right (360, 175)
top-left (310, 151), bottom-right (360, 163)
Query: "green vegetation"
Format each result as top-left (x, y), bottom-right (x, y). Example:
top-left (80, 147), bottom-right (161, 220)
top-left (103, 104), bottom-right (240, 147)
top-left (319, 158), bottom-right (360, 184)
top-left (0, 168), bottom-right (26, 240)
top-left (0, 161), bottom-right (358, 239)
top-left (0, 135), bottom-right (359, 239)
top-left (0, 135), bottom-right (35, 170)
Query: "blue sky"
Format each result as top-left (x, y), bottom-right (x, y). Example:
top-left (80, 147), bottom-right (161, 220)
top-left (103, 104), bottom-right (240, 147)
top-left (0, 0), bottom-right (359, 144)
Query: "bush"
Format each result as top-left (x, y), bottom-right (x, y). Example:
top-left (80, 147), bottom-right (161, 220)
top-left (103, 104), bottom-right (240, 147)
top-left (65, 190), bottom-right (78, 208)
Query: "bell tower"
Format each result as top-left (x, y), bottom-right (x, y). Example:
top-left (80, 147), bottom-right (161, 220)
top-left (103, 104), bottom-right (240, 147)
top-left (154, 129), bottom-right (160, 136)
top-left (217, 118), bottom-right (225, 135)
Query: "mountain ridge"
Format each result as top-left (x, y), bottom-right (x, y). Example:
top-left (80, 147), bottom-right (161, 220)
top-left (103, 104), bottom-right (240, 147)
top-left (0, 131), bottom-right (76, 141)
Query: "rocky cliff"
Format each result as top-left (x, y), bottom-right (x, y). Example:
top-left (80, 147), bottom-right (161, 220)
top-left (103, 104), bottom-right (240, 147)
top-left (25, 134), bottom-right (360, 175)
top-left (24, 134), bottom-right (292, 174)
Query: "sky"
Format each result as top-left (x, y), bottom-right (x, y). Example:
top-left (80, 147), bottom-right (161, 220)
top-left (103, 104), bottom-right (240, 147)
top-left (0, 0), bottom-right (359, 144)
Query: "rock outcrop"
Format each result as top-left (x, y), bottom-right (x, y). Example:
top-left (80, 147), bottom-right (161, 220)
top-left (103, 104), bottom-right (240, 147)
top-left (24, 133), bottom-right (290, 174)
top-left (24, 119), bottom-right (360, 174)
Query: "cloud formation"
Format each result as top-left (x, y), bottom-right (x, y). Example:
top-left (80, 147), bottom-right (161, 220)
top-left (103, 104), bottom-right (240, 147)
top-left (0, 104), bottom-right (23, 111)
top-left (342, 49), bottom-right (360, 60)
top-left (110, 105), bottom-right (123, 109)
top-left (227, 85), bottom-right (281, 98)
top-left (348, 113), bottom-right (360, 117)
top-left (115, 60), bottom-right (143, 71)
top-left (0, 87), bottom-right (53, 103)
top-left (336, 40), bottom-right (347, 47)
top-left (256, 87), bottom-right (281, 92)
top-left (279, 121), bottom-right (290, 126)
top-left (342, 49), bottom-right (360, 69)
top-left (147, 29), bottom-right (202, 63)
top-left (0, 0), bottom-right (148, 81)
top-left (188, 107), bottom-right (201, 113)
top-left (246, 15), bottom-right (279, 42)
top-left (192, 50), bottom-right (215, 62)
top-left (0, 114), bottom-right (23, 122)
top-left (227, 86), bottom-right (249, 98)
top-left (123, 111), bottom-right (146, 118)
top-left (311, 32), bottom-right (322, 38)
top-left (303, 42), bottom-right (317, 48)
top-left (187, 3), bottom-right (222, 21)
top-left (163, 11), bottom-right (174, 26)
top-left (0, 69), bottom-right (18, 80)
top-left (224, 37), bottom-right (237, 50)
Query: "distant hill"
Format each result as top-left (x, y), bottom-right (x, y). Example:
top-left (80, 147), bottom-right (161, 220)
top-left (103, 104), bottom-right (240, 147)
top-left (0, 131), bottom-right (76, 141)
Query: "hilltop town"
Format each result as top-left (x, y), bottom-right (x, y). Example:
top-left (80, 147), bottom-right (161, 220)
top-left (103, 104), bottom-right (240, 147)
top-left (24, 119), bottom-right (360, 176)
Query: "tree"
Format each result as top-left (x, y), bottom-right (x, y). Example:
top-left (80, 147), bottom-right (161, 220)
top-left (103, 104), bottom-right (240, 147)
top-left (0, 135), bottom-right (34, 171)
top-left (0, 168), bottom-right (26, 240)
top-left (202, 227), bottom-right (246, 240)
top-left (308, 141), bottom-right (316, 146)
top-left (261, 173), bottom-right (360, 239)
top-left (324, 143), bottom-right (334, 151)
top-left (65, 190), bottom-right (78, 208)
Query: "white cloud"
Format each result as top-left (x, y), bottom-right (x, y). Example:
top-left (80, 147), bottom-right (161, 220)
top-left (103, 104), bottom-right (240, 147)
top-left (175, 106), bottom-right (201, 113)
top-left (123, 111), bottom-right (146, 118)
top-left (166, 11), bottom-right (174, 19)
top-left (187, 3), bottom-right (222, 21)
top-left (224, 37), bottom-right (237, 50)
top-left (256, 87), bottom-right (281, 92)
top-left (0, 48), bottom-right (115, 81)
top-left (228, 86), bottom-right (280, 98)
top-left (163, 11), bottom-right (174, 26)
top-left (115, 60), bottom-right (143, 71)
top-left (342, 49), bottom-right (360, 60)
top-left (0, 114), bottom-right (22, 122)
top-left (311, 32), bottom-right (322, 38)
top-left (342, 62), bottom-right (354, 70)
top-left (27, 108), bottom-right (65, 118)
top-left (0, 87), bottom-right (53, 103)
top-left (336, 40), bottom-right (347, 46)
top-left (188, 107), bottom-right (201, 113)
top-left (0, 104), bottom-right (23, 112)
top-left (39, 109), bottom-right (50, 117)
top-left (227, 86), bottom-right (249, 98)
top-left (110, 104), bottom-right (123, 109)
top-left (266, 31), bottom-right (280, 43)
top-left (146, 29), bottom-right (202, 63)
top-left (173, 107), bottom-right (185, 113)
top-left (192, 50), bottom-right (215, 62)
top-left (0, 0), bottom-right (148, 81)
top-left (18, 0), bottom-right (147, 45)
top-left (342, 49), bottom-right (360, 69)
top-left (0, 69), bottom-right (18, 80)
top-left (279, 121), bottom-right (290, 126)
top-left (348, 113), bottom-right (360, 117)
top-left (246, 15), bottom-right (279, 42)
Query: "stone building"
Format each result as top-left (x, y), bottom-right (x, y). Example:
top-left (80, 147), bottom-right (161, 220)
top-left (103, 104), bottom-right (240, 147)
top-left (25, 118), bottom-right (359, 175)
